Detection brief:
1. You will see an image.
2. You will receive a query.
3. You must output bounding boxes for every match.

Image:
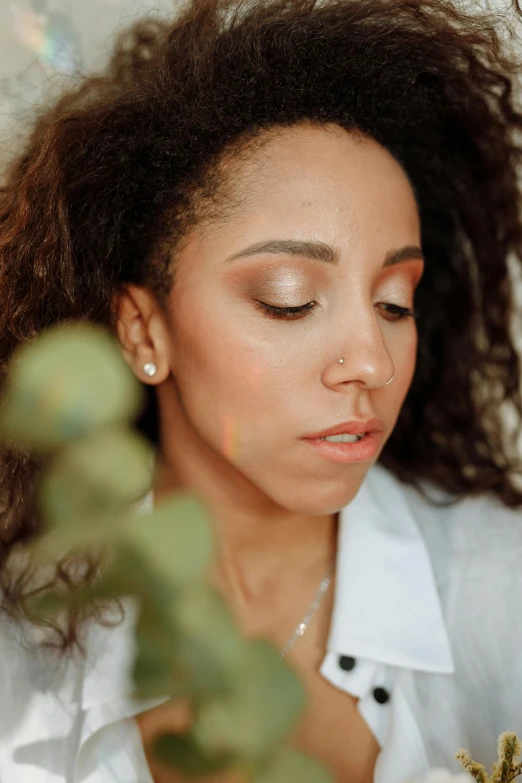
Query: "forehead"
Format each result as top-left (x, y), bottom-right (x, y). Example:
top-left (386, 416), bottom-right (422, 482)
top-left (186, 123), bottom-right (421, 266)
top-left (218, 123), bottom-right (416, 204)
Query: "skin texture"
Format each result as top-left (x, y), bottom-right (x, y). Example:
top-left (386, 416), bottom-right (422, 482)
top-left (116, 123), bottom-right (425, 782)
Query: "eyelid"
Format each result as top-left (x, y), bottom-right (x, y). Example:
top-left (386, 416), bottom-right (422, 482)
top-left (257, 299), bottom-right (418, 321)
top-left (255, 300), bottom-right (316, 318)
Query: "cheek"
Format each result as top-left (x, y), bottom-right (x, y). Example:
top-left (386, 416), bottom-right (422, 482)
top-left (170, 302), bottom-right (288, 460)
top-left (175, 312), bottom-right (274, 397)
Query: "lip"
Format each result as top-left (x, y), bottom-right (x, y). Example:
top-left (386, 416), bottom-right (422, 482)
top-left (302, 430), bottom-right (384, 464)
top-left (302, 418), bottom-right (385, 439)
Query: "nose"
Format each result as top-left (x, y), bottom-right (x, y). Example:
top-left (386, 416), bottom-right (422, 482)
top-left (321, 306), bottom-right (395, 391)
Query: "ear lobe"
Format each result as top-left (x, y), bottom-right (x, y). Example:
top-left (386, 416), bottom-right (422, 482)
top-left (147, 311), bottom-right (175, 380)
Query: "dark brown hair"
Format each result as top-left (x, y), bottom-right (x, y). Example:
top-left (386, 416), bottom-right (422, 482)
top-left (1, 0), bottom-right (522, 653)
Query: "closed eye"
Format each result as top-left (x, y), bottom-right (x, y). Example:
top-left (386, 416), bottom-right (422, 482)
top-left (255, 301), bottom-right (316, 319)
top-left (256, 301), bottom-right (419, 321)
top-left (379, 303), bottom-right (419, 321)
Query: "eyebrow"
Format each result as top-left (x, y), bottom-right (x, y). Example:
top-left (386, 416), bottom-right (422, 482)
top-left (224, 239), bottom-right (424, 268)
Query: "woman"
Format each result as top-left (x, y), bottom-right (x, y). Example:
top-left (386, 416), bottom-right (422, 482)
top-left (0, 0), bottom-right (522, 781)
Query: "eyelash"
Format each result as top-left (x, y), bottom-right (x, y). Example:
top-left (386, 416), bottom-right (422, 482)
top-left (256, 301), bottom-right (419, 321)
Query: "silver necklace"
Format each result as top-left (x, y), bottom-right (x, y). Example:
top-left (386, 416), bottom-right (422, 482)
top-left (279, 563), bottom-right (335, 659)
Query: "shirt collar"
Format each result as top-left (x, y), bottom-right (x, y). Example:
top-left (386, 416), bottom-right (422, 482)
top-left (327, 462), bottom-right (455, 674)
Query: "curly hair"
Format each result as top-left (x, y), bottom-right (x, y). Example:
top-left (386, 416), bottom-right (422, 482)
top-left (1, 0), bottom-right (522, 654)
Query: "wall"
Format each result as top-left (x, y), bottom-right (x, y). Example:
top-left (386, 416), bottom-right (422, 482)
top-left (0, 0), bottom-right (173, 165)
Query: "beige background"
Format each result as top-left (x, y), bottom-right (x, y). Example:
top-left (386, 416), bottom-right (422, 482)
top-left (0, 0), bottom-right (174, 163)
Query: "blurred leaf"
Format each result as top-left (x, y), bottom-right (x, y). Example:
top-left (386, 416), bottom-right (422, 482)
top-left (130, 582), bottom-right (203, 702)
top-left (193, 639), bottom-right (307, 761)
top-left (253, 748), bottom-right (334, 783)
top-left (112, 555), bottom-right (223, 701)
top-left (25, 590), bottom-right (73, 620)
top-left (170, 584), bottom-right (246, 697)
top-left (25, 524), bottom-right (113, 573)
top-left (26, 541), bottom-right (168, 626)
top-left (0, 322), bottom-right (142, 450)
top-left (133, 626), bottom-right (180, 700)
top-left (25, 576), bottom-right (115, 623)
top-left (109, 542), bottom-right (178, 606)
top-left (152, 731), bottom-right (235, 778)
top-left (123, 494), bottom-right (213, 588)
top-left (40, 427), bottom-right (153, 533)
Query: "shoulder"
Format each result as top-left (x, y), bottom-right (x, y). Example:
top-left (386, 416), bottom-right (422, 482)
top-left (399, 472), bottom-right (522, 584)
top-left (378, 464), bottom-right (522, 640)
top-left (370, 464), bottom-right (521, 571)
top-left (370, 462), bottom-right (522, 615)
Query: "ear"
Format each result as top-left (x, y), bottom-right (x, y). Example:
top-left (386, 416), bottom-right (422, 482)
top-left (113, 284), bottom-right (172, 384)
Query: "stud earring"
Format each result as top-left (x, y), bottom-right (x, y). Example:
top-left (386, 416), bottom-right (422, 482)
top-left (338, 358), bottom-right (344, 364)
top-left (143, 362), bottom-right (157, 377)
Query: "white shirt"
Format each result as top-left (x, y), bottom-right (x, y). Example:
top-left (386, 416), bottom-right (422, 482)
top-left (1, 461), bottom-right (522, 783)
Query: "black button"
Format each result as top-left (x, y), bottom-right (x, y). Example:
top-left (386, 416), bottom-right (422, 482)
top-left (338, 655), bottom-right (357, 671)
top-left (373, 686), bottom-right (390, 704)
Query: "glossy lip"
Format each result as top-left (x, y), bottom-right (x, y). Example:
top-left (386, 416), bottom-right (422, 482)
top-left (302, 417), bottom-right (385, 439)
top-left (302, 430), bottom-right (384, 464)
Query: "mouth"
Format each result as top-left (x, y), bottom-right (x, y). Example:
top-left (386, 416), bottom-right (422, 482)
top-left (303, 418), bottom-right (385, 440)
top-left (317, 432), bottom-right (365, 443)
top-left (301, 430), bottom-right (384, 464)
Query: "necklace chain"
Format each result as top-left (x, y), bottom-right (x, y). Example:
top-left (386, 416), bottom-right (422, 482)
top-left (279, 563), bottom-right (335, 659)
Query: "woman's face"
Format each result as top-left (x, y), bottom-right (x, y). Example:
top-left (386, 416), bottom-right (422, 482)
top-left (162, 124), bottom-right (424, 515)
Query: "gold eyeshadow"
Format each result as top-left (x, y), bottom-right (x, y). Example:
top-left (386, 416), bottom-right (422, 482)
top-left (229, 264), bottom-right (318, 304)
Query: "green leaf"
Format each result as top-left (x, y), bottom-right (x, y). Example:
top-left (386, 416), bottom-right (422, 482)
top-left (170, 585), bottom-right (246, 696)
top-left (104, 541), bottom-right (167, 599)
top-left (132, 626), bottom-right (180, 700)
top-left (25, 575), bottom-right (122, 622)
top-left (40, 427), bottom-right (153, 533)
top-left (108, 556), bottom-right (236, 700)
top-left (152, 731), bottom-right (235, 778)
top-left (253, 748), bottom-right (334, 783)
top-left (25, 590), bottom-right (73, 620)
top-left (193, 638), bottom-right (307, 761)
top-left (123, 494), bottom-right (213, 588)
top-left (95, 555), bottom-right (184, 700)
top-left (0, 322), bottom-right (142, 450)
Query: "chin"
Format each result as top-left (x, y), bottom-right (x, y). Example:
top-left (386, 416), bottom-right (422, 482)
top-left (243, 457), bottom-right (373, 516)
top-left (276, 480), bottom-right (365, 517)
top-left (290, 498), bottom-right (354, 516)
